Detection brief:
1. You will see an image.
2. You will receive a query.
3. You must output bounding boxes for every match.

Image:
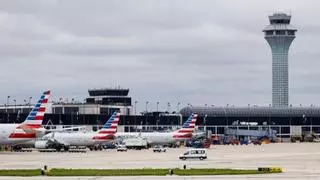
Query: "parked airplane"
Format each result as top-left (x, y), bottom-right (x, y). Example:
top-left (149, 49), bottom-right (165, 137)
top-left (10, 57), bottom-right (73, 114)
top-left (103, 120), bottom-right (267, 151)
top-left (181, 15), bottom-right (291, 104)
top-left (35, 111), bottom-right (120, 151)
top-left (0, 90), bottom-right (51, 146)
top-left (116, 113), bottom-right (198, 145)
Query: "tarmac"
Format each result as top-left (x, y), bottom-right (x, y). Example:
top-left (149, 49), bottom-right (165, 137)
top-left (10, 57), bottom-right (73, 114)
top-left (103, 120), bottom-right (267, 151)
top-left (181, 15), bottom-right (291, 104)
top-left (0, 143), bottom-right (320, 179)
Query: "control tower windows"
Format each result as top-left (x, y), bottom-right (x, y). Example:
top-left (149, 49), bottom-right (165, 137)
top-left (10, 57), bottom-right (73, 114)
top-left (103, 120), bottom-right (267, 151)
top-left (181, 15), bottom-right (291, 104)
top-left (270, 19), bottom-right (290, 24)
top-left (265, 31), bottom-right (274, 36)
top-left (287, 30), bottom-right (295, 35)
top-left (276, 30), bottom-right (285, 35)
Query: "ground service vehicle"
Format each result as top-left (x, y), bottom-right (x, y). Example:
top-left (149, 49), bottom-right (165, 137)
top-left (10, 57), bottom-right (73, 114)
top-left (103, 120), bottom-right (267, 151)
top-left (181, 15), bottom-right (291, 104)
top-left (117, 145), bottom-right (127, 152)
top-left (153, 145), bottom-right (167, 152)
top-left (179, 148), bottom-right (207, 160)
top-left (123, 138), bottom-right (148, 150)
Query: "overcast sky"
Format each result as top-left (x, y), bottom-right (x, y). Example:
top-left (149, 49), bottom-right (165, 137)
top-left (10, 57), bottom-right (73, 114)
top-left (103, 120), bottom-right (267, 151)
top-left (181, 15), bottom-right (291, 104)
top-left (0, 0), bottom-right (320, 112)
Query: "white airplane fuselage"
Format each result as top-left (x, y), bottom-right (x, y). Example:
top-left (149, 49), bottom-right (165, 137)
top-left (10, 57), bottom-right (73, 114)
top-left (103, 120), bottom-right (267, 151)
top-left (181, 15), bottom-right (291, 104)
top-left (41, 132), bottom-right (114, 147)
top-left (116, 132), bottom-right (185, 145)
top-left (0, 124), bottom-right (35, 145)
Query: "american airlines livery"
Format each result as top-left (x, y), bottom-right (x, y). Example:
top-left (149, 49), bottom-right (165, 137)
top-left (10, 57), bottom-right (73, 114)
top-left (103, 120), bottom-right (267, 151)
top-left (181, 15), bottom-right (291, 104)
top-left (0, 90), bottom-right (51, 146)
top-left (116, 113), bottom-right (198, 145)
top-left (35, 111), bottom-right (120, 151)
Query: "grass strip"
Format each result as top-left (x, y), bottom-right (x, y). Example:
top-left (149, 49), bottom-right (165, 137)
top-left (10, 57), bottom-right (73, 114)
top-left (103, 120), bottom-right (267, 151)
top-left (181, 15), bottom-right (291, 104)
top-left (0, 169), bottom-right (41, 176)
top-left (0, 168), bottom-right (282, 176)
top-left (172, 168), bottom-right (279, 176)
top-left (47, 168), bottom-right (169, 176)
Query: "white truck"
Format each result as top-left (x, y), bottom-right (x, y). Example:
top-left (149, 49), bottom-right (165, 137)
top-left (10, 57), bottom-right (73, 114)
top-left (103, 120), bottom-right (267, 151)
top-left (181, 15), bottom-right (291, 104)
top-left (179, 148), bottom-right (207, 160)
top-left (123, 138), bottom-right (148, 150)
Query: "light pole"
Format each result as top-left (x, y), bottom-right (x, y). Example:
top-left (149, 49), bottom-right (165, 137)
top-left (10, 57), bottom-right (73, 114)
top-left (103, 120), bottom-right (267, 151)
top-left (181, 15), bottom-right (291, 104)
top-left (133, 101), bottom-right (138, 128)
top-left (205, 103), bottom-right (207, 113)
top-left (134, 101), bottom-right (138, 115)
top-left (145, 101), bottom-right (149, 113)
top-left (83, 99), bottom-right (86, 124)
top-left (13, 99), bottom-right (16, 113)
top-left (59, 98), bottom-right (63, 125)
top-left (71, 110), bottom-right (74, 126)
top-left (167, 102), bottom-right (171, 113)
top-left (268, 104), bottom-right (271, 125)
top-left (224, 106), bottom-right (228, 127)
top-left (28, 96), bottom-right (32, 112)
top-left (156, 102), bottom-right (159, 112)
top-left (177, 102), bottom-right (181, 112)
top-left (145, 101), bottom-right (149, 130)
top-left (6, 96), bottom-right (10, 122)
top-left (204, 114), bottom-right (208, 132)
top-left (6, 96), bottom-right (10, 113)
top-left (289, 105), bottom-right (292, 126)
top-left (204, 103), bottom-right (208, 131)
top-left (7, 96), bottom-right (10, 107)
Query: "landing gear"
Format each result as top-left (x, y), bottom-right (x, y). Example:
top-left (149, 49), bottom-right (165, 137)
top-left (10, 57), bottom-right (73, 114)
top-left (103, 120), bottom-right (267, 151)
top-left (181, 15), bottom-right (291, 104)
top-left (90, 145), bottom-right (103, 151)
top-left (54, 145), bottom-right (62, 152)
top-left (11, 145), bottom-right (22, 152)
top-left (64, 146), bottom-right (70, 152)
top-left (11, 145), bottom-right (32, 152)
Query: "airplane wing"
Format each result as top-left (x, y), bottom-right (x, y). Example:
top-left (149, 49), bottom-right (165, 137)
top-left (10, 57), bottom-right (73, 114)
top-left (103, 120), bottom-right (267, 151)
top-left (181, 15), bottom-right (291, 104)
top-left (45, 126), bottom-right (87, 132)
top-left (23, 126), bottom-right (87, 134)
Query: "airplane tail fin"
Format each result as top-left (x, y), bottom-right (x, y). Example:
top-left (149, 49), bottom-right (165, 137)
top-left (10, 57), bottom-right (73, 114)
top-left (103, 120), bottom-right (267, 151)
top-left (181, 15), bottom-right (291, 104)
top-left (97, 111), bottom-right (120, 134)
top-left (21, 90), bottom-right (51, 129)
top-left (175, 113), bottom-right (198, 133)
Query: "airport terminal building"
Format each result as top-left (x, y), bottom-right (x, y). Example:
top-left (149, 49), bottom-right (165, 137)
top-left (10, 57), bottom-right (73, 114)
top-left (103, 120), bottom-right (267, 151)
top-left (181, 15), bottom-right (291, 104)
top-left (0, 88), bottom-right (320, 137)
top-left (180, 106), bottom-right (320, 126)
top-left (1, 98), bottom-right (320, 127)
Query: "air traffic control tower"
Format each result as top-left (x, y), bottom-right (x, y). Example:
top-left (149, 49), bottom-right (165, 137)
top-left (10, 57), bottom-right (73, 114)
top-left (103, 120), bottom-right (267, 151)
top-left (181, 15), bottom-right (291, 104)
top-left (263, 13), bottom-right (297, 107)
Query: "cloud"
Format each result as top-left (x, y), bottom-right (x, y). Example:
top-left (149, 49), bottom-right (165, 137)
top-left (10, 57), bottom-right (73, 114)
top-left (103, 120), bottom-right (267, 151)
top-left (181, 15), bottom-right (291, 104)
top-left (0, 0), bottom-right (319, 111)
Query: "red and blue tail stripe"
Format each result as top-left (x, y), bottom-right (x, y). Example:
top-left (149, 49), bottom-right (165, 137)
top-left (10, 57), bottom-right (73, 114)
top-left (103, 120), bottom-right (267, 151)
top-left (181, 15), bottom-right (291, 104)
top-left (98, 111), bottom-right (120, 134)
top-left (23, 90), bottom-right (51, 128)
top-left (172, 113), bottom-right (198, 139)
top-left (10, 90), bottom-right (51, 139)
top-left (92, 112), bottom-right (120, 141)
top-left (177, 113), bottom-right (198, 133)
